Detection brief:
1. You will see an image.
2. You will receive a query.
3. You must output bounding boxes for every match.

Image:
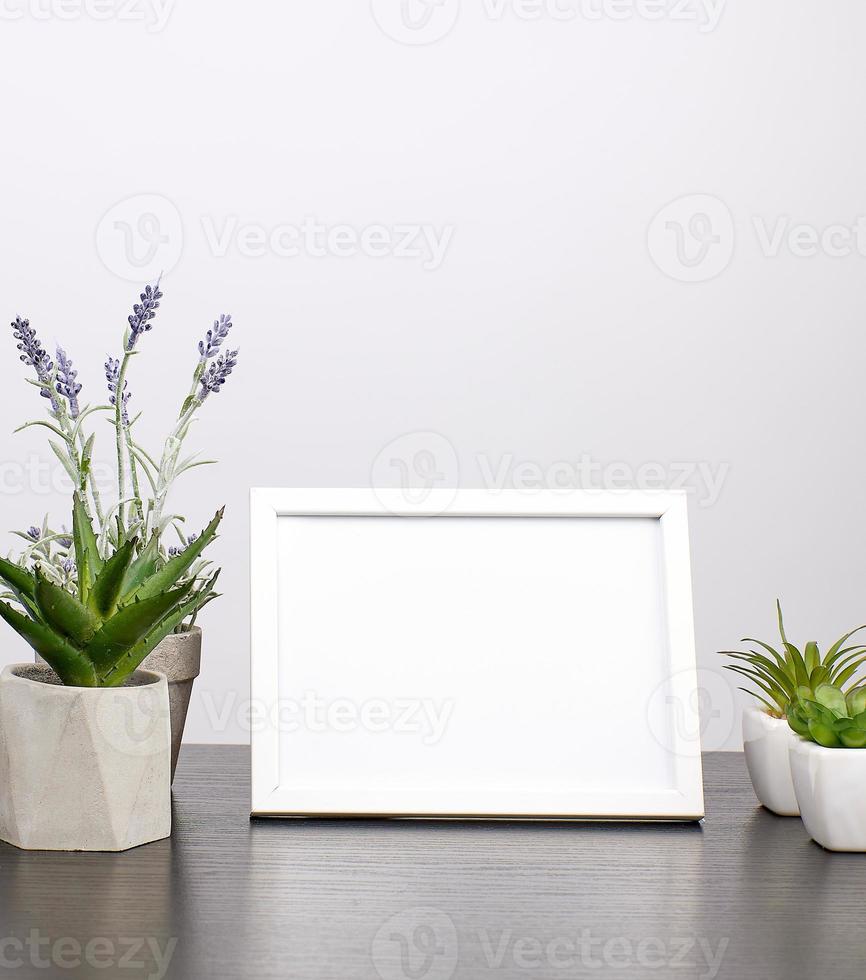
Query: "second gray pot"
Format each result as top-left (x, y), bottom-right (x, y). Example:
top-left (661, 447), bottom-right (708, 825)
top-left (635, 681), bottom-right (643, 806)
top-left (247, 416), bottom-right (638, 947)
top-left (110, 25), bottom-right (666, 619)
top-left (140, 626), bottom-right (202, 783)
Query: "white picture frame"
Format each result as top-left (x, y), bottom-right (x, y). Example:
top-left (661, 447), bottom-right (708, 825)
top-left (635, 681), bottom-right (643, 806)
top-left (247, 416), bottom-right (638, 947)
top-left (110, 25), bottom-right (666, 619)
top-left (250, 488), bottom-right (704, 820)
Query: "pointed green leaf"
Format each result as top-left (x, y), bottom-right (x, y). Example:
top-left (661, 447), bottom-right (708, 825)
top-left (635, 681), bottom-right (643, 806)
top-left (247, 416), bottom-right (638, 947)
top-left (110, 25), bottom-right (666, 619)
top-left (100, 574), bottom-right (218, 686)
top-left (78, 432), bottom-right (96, 492)
top-left (724, 666), bottom-right (788, 711)
top-left (738, 688), bottom-right (779, 715)
top-left (824, 643), bottom-right (866, 675)
top-left (85, 582), bottom-right (194, 671)
top-left (741, 638), bottom-right (787, 670)
top-left (90, 539), bottom-right (137, 618)
top-left (0, 557), bottom-right (36, 599)
top-left (34, 572), bottom-right (98, 647)
top-left (833, 661), bottom-right (866, 691)
top-left (119, 532), bottom-right (161, 598)
top-left (825, 625), bottom-right (866, 664)
top-left (827, 647), bottom-right (866, 681)
top-left (724, 660), bottom-right (790, 699)
top-left (804, 641), bottom-right (820, 674)
top-left (128, 508), bottom-right (223, 603)
top-left (776, 600), bottom-right (788, 646)
top-left (783, 643), bottom-right (810, 688)
top-left (0, 601), bottom-right (97, 687)
top-left (72, 491), bottom-right (102, 602)
top-left (725, 651), bottom-right (796, 698)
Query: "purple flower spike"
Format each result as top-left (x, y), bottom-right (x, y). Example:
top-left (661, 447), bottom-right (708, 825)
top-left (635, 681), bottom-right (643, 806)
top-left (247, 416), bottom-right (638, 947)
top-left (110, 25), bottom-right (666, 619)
top-left (199, 349), bottom-right (239, 400)
top-left (55, 346), bottom-right (82, 419)
top-left (126, 279), bottom-right (163, 351)
top-left (168, 531), bottom-right (198, 558)
top-left (11, 317), bottom-right (61, 412)
top-left (26, 527), bottom-right (40, 541)
top-left (198, 314), bottom-right (233, 361)
top-left (105, 355), bottom-right (131, 423)
top-left (61, 557), bottom-right (76, 576)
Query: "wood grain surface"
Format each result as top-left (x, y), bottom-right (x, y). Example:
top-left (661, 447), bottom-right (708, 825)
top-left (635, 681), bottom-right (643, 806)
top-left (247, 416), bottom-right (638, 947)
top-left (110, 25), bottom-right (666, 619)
top-left (1, 747), bottom-right (864, 979)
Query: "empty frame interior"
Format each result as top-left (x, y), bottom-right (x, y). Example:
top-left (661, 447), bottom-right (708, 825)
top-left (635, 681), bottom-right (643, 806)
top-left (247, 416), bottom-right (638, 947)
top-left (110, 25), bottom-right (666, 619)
top-left (251, 492), bottom-right (704, 820)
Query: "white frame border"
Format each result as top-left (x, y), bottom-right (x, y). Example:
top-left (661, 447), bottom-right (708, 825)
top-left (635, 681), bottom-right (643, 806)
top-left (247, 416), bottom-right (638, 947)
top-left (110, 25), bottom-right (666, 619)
top-left (250, 488), bottom-right (704, 821)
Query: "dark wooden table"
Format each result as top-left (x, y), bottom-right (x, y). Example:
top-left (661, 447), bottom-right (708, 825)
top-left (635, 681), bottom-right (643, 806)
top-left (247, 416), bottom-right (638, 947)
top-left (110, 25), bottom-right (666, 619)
top-left (1, 748), bottom-right (863, 979)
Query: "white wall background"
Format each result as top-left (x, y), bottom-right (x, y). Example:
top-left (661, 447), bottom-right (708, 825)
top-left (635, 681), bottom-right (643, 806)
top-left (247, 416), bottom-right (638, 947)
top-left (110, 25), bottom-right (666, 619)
top-left (1, 0), bottom-right (865, 750)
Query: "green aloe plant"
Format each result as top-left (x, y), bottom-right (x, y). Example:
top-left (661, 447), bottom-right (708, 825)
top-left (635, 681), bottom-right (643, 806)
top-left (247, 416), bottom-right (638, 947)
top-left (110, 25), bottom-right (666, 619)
top-left (2, 282), bottom-right (237, 687)
top-left (0, 495), bottom-right (221, 688)
top-left (788, 684), bottom-right (866, 748)
top-left (719, 601), bottom-right (866, 718)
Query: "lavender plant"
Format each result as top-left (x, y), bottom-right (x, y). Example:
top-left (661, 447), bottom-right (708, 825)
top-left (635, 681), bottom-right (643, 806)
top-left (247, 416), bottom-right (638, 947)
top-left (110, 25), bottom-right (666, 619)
top-left (0, 283), bottom-right (238, 687)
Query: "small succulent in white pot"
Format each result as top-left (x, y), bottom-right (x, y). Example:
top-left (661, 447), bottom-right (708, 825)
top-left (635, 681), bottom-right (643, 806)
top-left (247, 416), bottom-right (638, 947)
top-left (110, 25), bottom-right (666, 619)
top-left (720, 602), bottom-right (866, 817)
top-left (787, 685), bottom-right (866, 851)
top-left (0, 284), bottom-right (237, 849)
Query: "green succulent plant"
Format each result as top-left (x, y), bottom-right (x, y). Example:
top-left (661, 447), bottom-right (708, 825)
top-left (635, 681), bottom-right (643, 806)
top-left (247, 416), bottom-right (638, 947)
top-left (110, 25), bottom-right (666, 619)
top-left (788, 684), bottom-right (866, 748)
top-left (719, 601), bottom-right (866, 719)
top-left (3, 282), bottom-right (237, 687)
top-left (0, 495), bottom-right (221, 688)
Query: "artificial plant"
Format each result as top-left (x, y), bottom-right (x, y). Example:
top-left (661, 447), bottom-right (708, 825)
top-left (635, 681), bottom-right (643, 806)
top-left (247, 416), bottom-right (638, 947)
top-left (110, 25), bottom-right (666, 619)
top-left (719, 601), bottom-right (866, 718)
top-left (0, 282), bottom-right (238, 686)
top-left (787, 684), bottom-right (866, 748)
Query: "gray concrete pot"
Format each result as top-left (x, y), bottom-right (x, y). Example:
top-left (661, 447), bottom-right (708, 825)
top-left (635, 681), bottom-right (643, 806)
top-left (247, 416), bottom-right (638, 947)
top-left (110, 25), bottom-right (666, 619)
top-left (140, 626), bottom-right (202, 783)
top-left (0, 664), bottom-right (171, 851)
top-left (37, 626), bottom-right (201, 785)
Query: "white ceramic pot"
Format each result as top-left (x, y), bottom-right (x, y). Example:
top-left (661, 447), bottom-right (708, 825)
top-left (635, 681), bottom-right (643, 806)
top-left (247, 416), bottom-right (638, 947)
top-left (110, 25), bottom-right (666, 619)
top-left (789, 737), bottom-right (866, 851)
top-left (742, 705), bottom-right (800, 816)
top-left (0, 663), bottom-right (171, 852)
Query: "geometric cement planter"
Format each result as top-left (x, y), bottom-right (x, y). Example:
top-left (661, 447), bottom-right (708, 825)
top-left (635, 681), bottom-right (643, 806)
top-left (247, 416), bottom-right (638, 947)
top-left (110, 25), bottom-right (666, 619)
top-left (140, 626), bottom-right (202, 783)
top-left (0, 664), bottom-right (171, 851)
top-left (742, 706), bottom-right (800, 816)
top-left (36, 625), bottom-right (201, 786)
top-left (789, 737), bottom-right (866, 852)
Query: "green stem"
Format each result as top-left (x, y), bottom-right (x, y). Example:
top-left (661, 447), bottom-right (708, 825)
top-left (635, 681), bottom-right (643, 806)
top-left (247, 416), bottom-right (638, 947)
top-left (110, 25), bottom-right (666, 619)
top-left (187, 361), bottom-right (205, 406)
top-left (74, 428), bottom-right (105, 529)
top-left (151, 399), bottom-right (202, 536)
top-left (128, 436), bottom-right (145, 528)
top-left (49, 406), bottom-right (94, 526)
top-left (114, 353), bottom-right (132, 533)
top-left (77, 429), bottom-right (104, 526)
